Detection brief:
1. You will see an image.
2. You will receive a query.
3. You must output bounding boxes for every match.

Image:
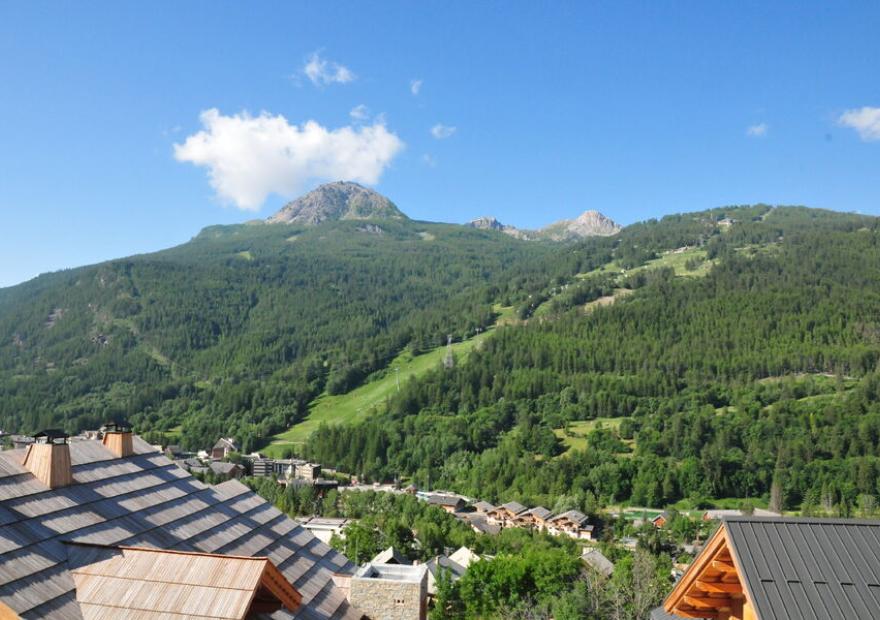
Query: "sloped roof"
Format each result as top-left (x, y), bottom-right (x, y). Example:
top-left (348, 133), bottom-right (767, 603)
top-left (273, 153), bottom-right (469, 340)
top-left (549, 510), bottom-right (589, 526)
top-left (525, 506), bottom-right (552, 520)
top-left (371, 546), bottom-right (408, 565)
top-left (498, 501), bottom-right (526, 515)
top-left (426, 494), bottom-right (464, 508)
top-left (725, 516), bottom-right (880, 619)
top-left (471, 501), bottom-right (495, 513)
top-left (424, 555), bottom-right (466, 579)
top-left (448, 547), bottom-right (480, 569)
top-left (0, 436), bottom-right (359, 619)
top-left (66, 544), bottom-right (300, 619)
top-left (580, 548), bottom-right (614, 577)
top-left (210, 461), bottom-right (243, 475)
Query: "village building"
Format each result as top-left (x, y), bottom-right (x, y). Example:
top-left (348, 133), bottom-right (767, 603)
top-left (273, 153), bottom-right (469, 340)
top-left (426, 493), bottom-right (466, 513)
top-left (424, 555), bottom-right (467, 596)
top-left (652, 510), bottom-right (672, 528)
top-left (662, 515), bottom-right (880, 620)
top-left (448, 546), bottom-right (481, 569)
top-left (66, 543), bottom-right (301, 618)
top-left (486, 501), bottom-right (527, 527)
top-left (209, 460), bottom-right (245, 480)
top-left (297, 516), bottom-right (353, 544)
top-left (471, 500), bottom-right (495, 515)
top-left (372, 546), bottom-right (410, 565)
top-left (457, 512), bottom-right (501, 536)
top-left (296, 461), bottom-right (322, 480)
top-left (210, 436), bottom-right (238, 460)
top-left (581, 548), bottom-right (615, 577)
top-left (0, 427), bottom-right (361, 619)
top-left (545, 510), bottom-right (594, 540)
top-left (348, 563), bottom-right (428, 620)
top-left (517, 506), bottom-right (552, 529)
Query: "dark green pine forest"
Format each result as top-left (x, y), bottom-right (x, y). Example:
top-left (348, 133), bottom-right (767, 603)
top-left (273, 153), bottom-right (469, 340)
top-left (3, 204), bottom-right (880, 515)
top-left (305, 206), bottom-right (880, 514)
top-left (0, 220), bottom-right (560, 447)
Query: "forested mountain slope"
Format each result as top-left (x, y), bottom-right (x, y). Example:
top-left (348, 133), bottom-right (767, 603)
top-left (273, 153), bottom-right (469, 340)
top-left (306, 206), bottom-right (880, 514)
top-left (0, 218), bottom-right (563, 448)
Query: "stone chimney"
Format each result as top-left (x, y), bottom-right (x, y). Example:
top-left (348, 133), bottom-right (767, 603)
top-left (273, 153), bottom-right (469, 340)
top-left (102, 419), bottom-right (134, 458)
top-left (22, 430), bottom-right (73, 489)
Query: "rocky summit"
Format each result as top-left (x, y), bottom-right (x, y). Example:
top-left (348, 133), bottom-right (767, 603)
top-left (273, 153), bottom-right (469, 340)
top-left (268, 181), bottom-right (408, 225)
top-left (538, 210), bottom-right (622, 240)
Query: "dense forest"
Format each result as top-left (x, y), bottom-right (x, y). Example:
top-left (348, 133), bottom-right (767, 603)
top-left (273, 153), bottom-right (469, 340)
top-left (0, 219), bottom-right (561, 447)
top-left (4, 203), bottom-right (880, 517)
top-left (305, 206), bottom-right (880, 514)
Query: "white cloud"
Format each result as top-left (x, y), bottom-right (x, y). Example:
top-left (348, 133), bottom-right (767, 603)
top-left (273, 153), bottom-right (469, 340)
top-left (174, 109), bottom-right (404, 211)
top-left (303, 51), bottom-right (355, 86)
top-left (422, 153), bottom-right (437, 167)
top-left (410, 79), bottom-right (423, 95)
top-left (431, 124), bottom-right (456, 139)
top-left (746, 123), bottom-right (768, 137)
top-left (839, 107), bottom-right (880, 141)
top-left (350, 104), bottom-right (369, 121)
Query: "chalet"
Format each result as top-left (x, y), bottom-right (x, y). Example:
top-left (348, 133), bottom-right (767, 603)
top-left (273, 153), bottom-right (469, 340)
top-left (0, 427), bottom-right (361, 619)
top-left (653, 510), bottom-right (672, 528)
top-left (471, 500), bottom-right (495, 515)
top-left (486, 501), bottom-right (527, 527)
top-left (459, 512), bottom-right (502, 535)
top-left (211, 436), bottom-right (238, 459)
top-left (663, 515), bottom-right (880, 620)
top-left (427, 493), bottom-right (466, 513)
top-left (517, 506), bottom-right (552, 529)
top-left (546, 510), bottom-right (594, 540)
top-left (581, 548), bottom-right (614, 577)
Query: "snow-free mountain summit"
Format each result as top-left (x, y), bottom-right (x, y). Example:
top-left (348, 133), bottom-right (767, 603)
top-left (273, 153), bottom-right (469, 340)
top-left (268, 181), bottom-right (408, 225)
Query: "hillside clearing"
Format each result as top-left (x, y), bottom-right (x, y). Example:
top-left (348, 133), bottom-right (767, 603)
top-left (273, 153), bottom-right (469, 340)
top-left (264, 306), bottom-right (514, 456)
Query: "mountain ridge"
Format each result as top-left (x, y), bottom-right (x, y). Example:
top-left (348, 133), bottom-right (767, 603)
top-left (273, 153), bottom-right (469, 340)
top-left (466, 210), bottom-right (622, 240)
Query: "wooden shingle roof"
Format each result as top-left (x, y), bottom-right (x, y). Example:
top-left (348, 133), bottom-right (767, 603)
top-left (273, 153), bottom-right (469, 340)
top-left (0, 436), bottom-right (360, 620)
top-left (66, 544), bottom-right (301, 619)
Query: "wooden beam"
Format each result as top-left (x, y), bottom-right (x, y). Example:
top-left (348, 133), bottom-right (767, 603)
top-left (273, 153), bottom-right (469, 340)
top-left (685, 595), bottom-right (733, 610)
top-left (711, 560), bottom-right (737, 573)
top-left (696, 580), bottom-right (742, 594)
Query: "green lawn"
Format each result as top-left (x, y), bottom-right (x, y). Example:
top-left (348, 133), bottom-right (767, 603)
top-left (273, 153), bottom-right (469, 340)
top-left (577, 247), bottom-right (716, 280)
top-left (263, 306), bottom-right (514, 457)
top-left (553, 417), bottom-right (633, 456)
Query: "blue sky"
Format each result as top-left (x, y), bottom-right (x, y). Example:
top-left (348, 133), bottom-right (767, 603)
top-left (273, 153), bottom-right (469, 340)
top-left (1, 2), bottom-right (878, 287)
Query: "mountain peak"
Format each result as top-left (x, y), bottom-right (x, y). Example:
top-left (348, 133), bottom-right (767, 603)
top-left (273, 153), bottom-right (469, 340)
top-left (268, 181), bottom-right (407, 225)
top-left (539, 210), bottom-right (621, 240)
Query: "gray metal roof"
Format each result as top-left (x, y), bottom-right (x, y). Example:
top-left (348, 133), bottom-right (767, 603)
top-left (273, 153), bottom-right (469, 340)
top-left (0, 437), bottom-right (360, 619)
top-left (724, 516), bottom-right (880, 620)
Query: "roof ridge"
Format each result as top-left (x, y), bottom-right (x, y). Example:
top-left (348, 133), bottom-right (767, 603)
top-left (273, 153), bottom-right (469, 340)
top-left (64, 541), bottom-right (272, 562)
